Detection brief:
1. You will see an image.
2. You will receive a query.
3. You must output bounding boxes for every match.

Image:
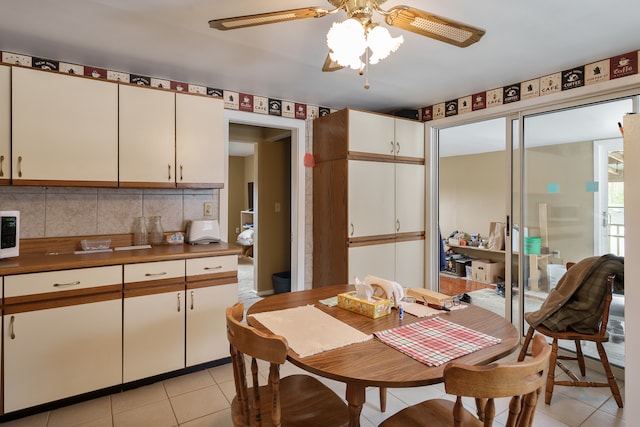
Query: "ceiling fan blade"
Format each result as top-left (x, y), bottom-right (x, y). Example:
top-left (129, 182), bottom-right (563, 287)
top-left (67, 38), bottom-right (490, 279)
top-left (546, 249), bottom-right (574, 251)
top-left (322, 52), bottom-right (345, 72)
top-left (384, 6), bottom-right (485, 48)
top-left (209, 7), bottom-right (330, 30)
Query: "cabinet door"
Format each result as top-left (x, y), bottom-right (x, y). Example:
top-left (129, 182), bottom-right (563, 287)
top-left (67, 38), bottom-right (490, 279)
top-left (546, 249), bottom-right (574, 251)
top-left (395, 118), bottom-right (425, 159)
top-left (348, 160), bottom-right (395, 238)
top-left (348, 110), bottom-right (396, 156)
top-left (395, 163), bottom-right (425, 234)
top-left (0, 65), bottom-right (9, 184)
top-left (348, 242), bottom-right (396, 284)
top-left (123, 290), bottom-right (186, 382)
top-left (12, 67), bottom-right (118, 184)
top-left (176, 93), bottom-right (224, 187)
top-left (395, 239), bottom-right (425, 288)
top-left (119, 84), bottom-right (175, 186)
top-left (3, 300), bottom-right (122, 412)
top-left (186, 283), bottom-right (237, 366)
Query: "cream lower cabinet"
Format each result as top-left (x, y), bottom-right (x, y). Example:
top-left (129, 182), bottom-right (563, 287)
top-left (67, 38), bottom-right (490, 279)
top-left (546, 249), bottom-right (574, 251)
top-left (2, 266), bottom-right (122, 413)
top-left (123, 260), bottom-right (186, 382)
top-left (186, 255), bottom-right (238, 366)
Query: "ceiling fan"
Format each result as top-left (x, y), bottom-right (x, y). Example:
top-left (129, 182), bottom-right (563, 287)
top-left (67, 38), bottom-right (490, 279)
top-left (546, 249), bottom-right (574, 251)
top-left (209, 0), bottom-right (486, 74)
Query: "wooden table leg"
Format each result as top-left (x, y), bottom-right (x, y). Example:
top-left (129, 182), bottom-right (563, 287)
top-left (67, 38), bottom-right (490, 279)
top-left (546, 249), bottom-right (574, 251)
top-left (345, 383), bottom-right (366, 427)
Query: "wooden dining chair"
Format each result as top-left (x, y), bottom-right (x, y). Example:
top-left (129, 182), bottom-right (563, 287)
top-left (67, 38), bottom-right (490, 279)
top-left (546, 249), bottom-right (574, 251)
top-left (226, 302), bottom-right (350, 427)
top-left (379, 334), bottom-right (550, 427)
top-left (518, 262), bottom-right (624, 408)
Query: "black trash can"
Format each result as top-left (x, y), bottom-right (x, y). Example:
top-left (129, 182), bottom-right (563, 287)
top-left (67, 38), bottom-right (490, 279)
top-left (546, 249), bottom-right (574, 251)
top-left (272, 271), bottom-right (291, 294)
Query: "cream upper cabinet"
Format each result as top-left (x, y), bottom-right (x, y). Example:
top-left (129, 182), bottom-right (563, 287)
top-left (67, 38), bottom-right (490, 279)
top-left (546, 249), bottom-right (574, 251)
top-left (11, 67), bottom-right (118, 185)
top-left (348, 109), bottom-right (396, 156)
top-left (348, 109), bottom-right (424, 159)
top-left (119, 84), bottom-right (176, 187)
top-left (176, 93), bottom-right (224, 187)
top-left (395, 117), bottom-right (425, 159)
top-left (0, 65), bottom-right (9, 184)
top-left (348, 160), bottom-right (396, 238)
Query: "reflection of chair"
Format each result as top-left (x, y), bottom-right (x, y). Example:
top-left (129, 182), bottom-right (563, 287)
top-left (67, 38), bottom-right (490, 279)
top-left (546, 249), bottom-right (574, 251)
top-left (226, 303), bottom-right (350, 427)
top-left (380, 334), bottom-right (550, 427)
top-left (518, 260), bottom-right (624, 408)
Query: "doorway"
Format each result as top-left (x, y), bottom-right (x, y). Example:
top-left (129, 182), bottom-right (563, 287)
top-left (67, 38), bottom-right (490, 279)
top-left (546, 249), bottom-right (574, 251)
top-left (221, 110), bottom-right (307, 294)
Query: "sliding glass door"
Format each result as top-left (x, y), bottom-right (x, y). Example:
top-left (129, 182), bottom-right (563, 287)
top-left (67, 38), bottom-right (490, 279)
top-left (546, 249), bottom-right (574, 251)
top-left (438, 118), bottom-right (512, 320)
top-left (521, 97), bottom-right (632, 368)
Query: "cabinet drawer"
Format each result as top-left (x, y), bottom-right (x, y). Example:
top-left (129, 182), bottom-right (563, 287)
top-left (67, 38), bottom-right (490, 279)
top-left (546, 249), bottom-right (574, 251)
top-left (124, 260), bottom-right (185, 284)
top-left (186, 255), bottom-right (237, 276)
top-left (4, 266), bottom-right (122, 298)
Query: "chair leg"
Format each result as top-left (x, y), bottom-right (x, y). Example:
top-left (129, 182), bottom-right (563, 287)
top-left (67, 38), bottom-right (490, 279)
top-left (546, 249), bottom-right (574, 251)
top-left (574, 339), bottom-right (586, 376)
top-left (518, 327), bottom-right (535, 361)
top-left (545, 339), bottom-right (559, 405)
top-left (595, 342), bottom-right (624, 408)
top-left (379, 387), bottom-right (387, 412)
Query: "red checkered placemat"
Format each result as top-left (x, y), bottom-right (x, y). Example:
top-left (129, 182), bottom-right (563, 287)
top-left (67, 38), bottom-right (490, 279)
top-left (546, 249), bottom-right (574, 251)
top-left (374, 317), bottom-right (501, 367)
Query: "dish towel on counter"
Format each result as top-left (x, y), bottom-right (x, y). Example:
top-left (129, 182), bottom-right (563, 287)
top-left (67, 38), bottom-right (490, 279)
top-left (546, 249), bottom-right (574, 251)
top-left (249, 305), bottom-right (372, 357)
top-left (374, 317), bottom-right (501, 366)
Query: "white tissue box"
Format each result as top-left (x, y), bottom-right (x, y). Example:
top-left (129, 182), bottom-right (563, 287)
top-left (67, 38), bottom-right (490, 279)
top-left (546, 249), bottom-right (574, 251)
top-left (337, 292), bottom-right (392, 319)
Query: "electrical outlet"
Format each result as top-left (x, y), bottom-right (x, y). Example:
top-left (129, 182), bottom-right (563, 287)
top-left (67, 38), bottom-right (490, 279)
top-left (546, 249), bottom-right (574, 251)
top-left (275, 202), bottom-right (281, 213)
top-left (203, 202), bottom-right (213, 216)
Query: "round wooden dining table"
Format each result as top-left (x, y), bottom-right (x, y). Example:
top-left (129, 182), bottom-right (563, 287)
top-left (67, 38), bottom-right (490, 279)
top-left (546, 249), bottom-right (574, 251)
top-left (247, 284), bottom-right (519, 427)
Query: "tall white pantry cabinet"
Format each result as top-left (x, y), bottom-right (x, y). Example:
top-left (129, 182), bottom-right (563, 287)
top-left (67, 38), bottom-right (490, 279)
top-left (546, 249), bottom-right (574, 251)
top-left (313, 108), bottom-right (425, 289)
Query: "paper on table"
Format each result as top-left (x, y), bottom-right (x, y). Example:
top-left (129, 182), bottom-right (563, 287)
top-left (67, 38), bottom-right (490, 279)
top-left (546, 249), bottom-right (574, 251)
top-left (249, 305), bottom-right (373, 357)
top-left (402, 301), bottom-right (441, 318)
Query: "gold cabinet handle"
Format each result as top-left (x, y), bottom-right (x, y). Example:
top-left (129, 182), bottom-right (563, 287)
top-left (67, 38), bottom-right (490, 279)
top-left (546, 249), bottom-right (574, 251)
top-left (190, 290), bottom-right (194, 310)
top-left (168, 164), bottom-right (172, 181)
top-left (144, 272), bottom-right (167, 277)
top-left (53, 280), bottom-right (81, 287)
top-left (180, 164), bottom-right (183, 181)
top-left (9, 315), bottom-right (15, 339)
top-left (177, 293), bottom-right (181, 312)
top-left (390, 141), bottom-right (394, 154)
top-left (204, 266), bottom-right (223, 271)
top-left (0, 154), bottom-right (4, 177)
top-left (396, 220), bottom-right (401, 232)
top-left (396, 142), bottom-right (400, 155)
top-left (350, 223), bottom-right (354, 236)
top-left (18, 155), bottom-right (23, 178)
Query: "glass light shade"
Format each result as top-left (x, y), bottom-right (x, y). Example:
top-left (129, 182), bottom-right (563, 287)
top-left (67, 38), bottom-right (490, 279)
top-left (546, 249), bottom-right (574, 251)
top-left (367, 26), bottom-right (404, 64)
top-left (327, 18), bottom-right (367, 70)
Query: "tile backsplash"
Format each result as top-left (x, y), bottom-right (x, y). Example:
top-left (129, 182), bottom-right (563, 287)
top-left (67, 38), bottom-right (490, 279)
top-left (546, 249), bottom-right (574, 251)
top-left (0, 186), bottom-right (219, 239)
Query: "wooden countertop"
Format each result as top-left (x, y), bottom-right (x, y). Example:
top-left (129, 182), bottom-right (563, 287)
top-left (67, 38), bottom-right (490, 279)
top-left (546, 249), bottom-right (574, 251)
top-left (0, 241), bottom-right (242, 276)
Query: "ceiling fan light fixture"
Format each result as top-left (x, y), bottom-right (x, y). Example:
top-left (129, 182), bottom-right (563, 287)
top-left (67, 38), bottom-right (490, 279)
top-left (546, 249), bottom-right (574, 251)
top-left (327, 19), bottom-right (367, 69)
top-left (366, 25), bottom-right (403, 64)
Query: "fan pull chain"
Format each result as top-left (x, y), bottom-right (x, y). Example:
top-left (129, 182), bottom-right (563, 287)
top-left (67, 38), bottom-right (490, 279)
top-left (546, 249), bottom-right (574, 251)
top-left (364, 49), bottom-right (371, 90)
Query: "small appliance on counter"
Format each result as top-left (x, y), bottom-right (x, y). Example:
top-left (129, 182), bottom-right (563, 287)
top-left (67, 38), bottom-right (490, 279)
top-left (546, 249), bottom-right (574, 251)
top-left (186, 219), bottom-right (221, 244)
top-left (0, 210), bottom-right (20, 259)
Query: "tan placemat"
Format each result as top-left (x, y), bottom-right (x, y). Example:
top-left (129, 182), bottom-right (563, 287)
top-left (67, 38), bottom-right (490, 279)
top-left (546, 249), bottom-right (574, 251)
top-left (249, 305), bottom-right (373, 357)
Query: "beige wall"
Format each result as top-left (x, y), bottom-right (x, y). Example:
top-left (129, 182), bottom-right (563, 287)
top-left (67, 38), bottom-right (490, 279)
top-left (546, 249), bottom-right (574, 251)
top-left (256, 138), bottom-right (291, 293)
top-left (439, 140), bottom-right (594, 264)
top-left (0, 186), bottom-right (218, 239)
top-left (439, 150), bottom-right (507, 240)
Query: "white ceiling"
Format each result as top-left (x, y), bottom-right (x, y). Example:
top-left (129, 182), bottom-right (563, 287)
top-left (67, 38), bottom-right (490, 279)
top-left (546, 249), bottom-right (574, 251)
top-left (1, 0), bottom-right (639, 115)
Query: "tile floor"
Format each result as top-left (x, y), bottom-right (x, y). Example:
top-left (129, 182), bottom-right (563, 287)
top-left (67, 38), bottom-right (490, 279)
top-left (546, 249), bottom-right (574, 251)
top-left (1, 257), bottom-right (626, 426)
